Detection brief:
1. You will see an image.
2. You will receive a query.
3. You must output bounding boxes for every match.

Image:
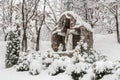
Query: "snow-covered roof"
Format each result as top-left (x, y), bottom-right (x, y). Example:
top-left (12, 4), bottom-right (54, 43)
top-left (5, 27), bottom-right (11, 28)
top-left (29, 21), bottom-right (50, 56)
top-left (58, 11), bottom-right (93, 32)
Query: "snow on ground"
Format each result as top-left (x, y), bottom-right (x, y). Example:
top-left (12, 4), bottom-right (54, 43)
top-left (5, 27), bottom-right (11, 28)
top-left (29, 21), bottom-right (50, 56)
top-left (0, 41), bottom-right (73, 80)
top-left (94, 33), bottom-right (120, 61)
top-left (40, 41), bottom-right (52, 53)
top-left (0, 41), bottom-right (6, 69)
top-left (100, 74), bottom-right (119, 80)
top-left (0, 33), bottom-right (120, 80)
top-left (0, 68), bottom-right (72, 80)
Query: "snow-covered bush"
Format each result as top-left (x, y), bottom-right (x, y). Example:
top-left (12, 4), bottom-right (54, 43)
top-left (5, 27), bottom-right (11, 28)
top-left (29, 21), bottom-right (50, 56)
top-left (71, 51), bottom-right (81, 63)
top-left (5, 28), bottom-right (20, 68)
top-left (42, 51), bottom-right (60, 69)
top-left (83, 49), bottom-right (107, 63)
top-left (74, 41), bottom-right (107, 64)
top-left (100, 74), bottom-right (119, 80)
top-left (100, 60), bottom-right (120, 80)
top-left (114, 60), bottom-right (120, 70)
top-left (47, 56), bottom-right (71, 75)
top-left (81, 68), bottom-right (95, 80)
top-left (113, 60), bottom-right (120, 79)
top-left (74, 40), bottom-right (88, 53)
top-left (29, 58), bottom-right (42, 75)
top-left (115, 69), bottom-right (120, 78)
top-left (65, 62), bottom-right (90, 80)
top-left (16, 50), bottom-right (41, 72)
top-left (93, 61), bottom-right (114, 79)
top-left (72, 48), bottom-right (107, 64)
top-left (16, 52), bottom-right (30, 71)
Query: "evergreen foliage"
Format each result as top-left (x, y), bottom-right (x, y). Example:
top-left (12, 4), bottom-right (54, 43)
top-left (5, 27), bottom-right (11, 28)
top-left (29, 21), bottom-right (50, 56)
top-left (5, 28), bottom-right (20, 68)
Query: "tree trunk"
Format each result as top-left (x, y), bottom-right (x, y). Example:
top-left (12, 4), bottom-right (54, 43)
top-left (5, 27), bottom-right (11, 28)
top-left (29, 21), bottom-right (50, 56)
top-left (22, 28), bottom-right (27, 51)
top-left (22, 0), bottom-right (27, 51)
top-left (35, 20), bottom-right (41, 51)
top-left (84, 1), bottom-right (88, 22)
top-left (36, 30), bottom-right (40, 51)
top-left (115, 15), bottom-right (120, 43)
top-left (35, 0), bottom-right (46, 51)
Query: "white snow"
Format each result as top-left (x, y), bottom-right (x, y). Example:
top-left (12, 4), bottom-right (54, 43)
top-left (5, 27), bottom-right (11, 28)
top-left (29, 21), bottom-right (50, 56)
top-left (0, 33), bottom-right (120, 80)
top-left (47, 56), bottom-right (71, 75)
top-left (100, 74), bottom-right (119, 80)
top-left (81, 68), bottom-right (95, 80)
top-left (94, 33), bottom-right (120, 61)
top-left (0, 68), bottom-right (72, 80)
top-left (69, 29), bottom-right (79, 35)
top-left (47, 59), bottom-right (65, 75)
top-left (40, 41), bottom-right (52, 54)
top-left (59, 11), bottom-right (93, 32)
top-left (65, 62), bottom-right (89, 75)
top-left (0, 41), bottom-right (6, 69)
top-left (58, 43), bottom-right (63, 51)
top-left (29, 58), bottom-right (42, 75)
top-left (94, 61), bottom-right (113, 73)
top-left (52, 28), bottom-right (62, 34)
top-left (115, 68), bottom-right (120, 77)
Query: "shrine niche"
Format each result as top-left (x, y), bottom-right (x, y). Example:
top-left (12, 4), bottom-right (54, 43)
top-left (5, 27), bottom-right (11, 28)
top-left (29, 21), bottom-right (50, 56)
top-left (51, 11), bottom-right (93, 52)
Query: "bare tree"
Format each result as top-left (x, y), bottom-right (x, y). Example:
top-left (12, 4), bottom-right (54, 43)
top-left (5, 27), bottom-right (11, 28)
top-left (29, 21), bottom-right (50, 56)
top-left (47, 0), bottom-right (57, 25)
top-left (21, 0), bottom-right (40, 51)
top-left (1, 0), bottom-right (15, 41)
top-left (73, 0), bottom-right (99, 28)
top-left (102, 1), bottom-right (120, 43)
top-left (34, 0), bottom-right (46, 51)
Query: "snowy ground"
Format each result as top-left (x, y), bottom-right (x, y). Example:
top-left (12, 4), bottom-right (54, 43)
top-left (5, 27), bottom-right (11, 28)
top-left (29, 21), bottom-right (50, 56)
top-left (0, 40), bottom-right (72, 80)
top-left (0, 41), bottom-right (6, 69)
top-left (94, 33), bottom-right (120, 61)
top-left (0, 33), bottom-right (120, 80)
top-left (0, 67), bottom-right (72, 80)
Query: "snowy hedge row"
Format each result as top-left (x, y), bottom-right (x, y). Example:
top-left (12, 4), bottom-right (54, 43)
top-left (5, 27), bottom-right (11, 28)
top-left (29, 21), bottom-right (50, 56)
top-left (14, 49), bottom-right (120, 80)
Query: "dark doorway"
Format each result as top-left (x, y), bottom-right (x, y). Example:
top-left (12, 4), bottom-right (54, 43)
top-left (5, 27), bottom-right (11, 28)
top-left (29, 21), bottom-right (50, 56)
top-left (64, 19), bottom-right (70, 33)
top-left (73, 34), bottom-right (80, 49)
